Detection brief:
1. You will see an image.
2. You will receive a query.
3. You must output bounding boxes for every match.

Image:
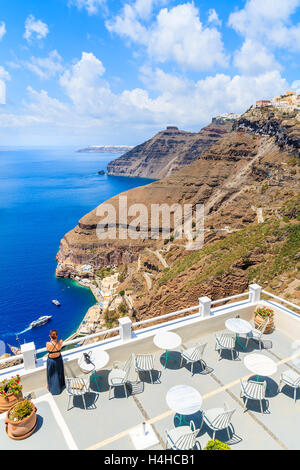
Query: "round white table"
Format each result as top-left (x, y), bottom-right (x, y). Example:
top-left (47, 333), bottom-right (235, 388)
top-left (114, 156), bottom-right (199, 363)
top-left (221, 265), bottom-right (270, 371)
top-left (225, 318), bottom-right (252, 350)
top-left (153, 331), bottom-right (182, 369)
top-left (244, 353), bottom-right (277, 378)
top-left (166, 385), bottom-right (203, 426)
top-left (78, 349), bottom-right (110, 392)
top-left (244, 353), bottom-right (277, 391)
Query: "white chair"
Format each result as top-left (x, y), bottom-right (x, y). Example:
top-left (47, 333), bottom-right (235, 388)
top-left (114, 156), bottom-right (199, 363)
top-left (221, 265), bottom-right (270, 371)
top-left (108, 355), bottom-right (133, 399)
top-left (240, 379), bottom-right (267, 413)
top-left (165, 420), bottom-right (200, 450)
top-left (134, 354), bottom-right (156, 383)
top-left (180, 343), bottom-right (207, 376)
top-left (200, 403), bottom-right (235, 441)
top-left (215, 333), bottom-right (236, 360)
top-left (245, 317), bottom-right (269, 350)
top-left (66, 375), bottom-right (90, 410)
top-left (279, 369), bottom-right (300, 403)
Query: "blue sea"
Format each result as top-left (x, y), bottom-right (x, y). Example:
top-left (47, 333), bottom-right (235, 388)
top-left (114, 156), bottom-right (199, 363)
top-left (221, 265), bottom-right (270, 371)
top-left (0, 147), bottom-right (152, 353)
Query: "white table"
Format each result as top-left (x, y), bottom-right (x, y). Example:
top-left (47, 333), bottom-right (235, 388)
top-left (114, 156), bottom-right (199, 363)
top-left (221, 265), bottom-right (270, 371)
top-left (244, 353), bottom-right (277, 391)
top-left (225, 318), bottom-right (252, 350)
top-left (244, 353), bottom-right (277, 378)
top-left (78, 349), bottom-right (110, 392)
top-left (166, 385), bottom-right (203, 426)
top-left (153, 331), bottom-right (182, 368)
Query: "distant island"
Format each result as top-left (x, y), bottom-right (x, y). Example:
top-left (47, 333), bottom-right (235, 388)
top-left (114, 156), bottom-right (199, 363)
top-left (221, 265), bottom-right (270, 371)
top-left (77, 145), bottom-right (134, 153)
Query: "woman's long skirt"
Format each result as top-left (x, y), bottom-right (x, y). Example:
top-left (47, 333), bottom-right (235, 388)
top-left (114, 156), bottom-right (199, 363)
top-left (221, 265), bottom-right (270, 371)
top-left (47, 356), bottom-right (66, 395)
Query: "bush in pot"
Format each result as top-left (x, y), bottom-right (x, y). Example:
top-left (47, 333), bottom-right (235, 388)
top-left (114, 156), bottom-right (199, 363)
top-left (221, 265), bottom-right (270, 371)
top-left (254, 306), bottom-right (274, 333)
top-left (5, 399), bottom-right (37, 440)
top-left (0, 375), bottom-right (23, 413)
top-left (203, 439), bottom-right (231, 450)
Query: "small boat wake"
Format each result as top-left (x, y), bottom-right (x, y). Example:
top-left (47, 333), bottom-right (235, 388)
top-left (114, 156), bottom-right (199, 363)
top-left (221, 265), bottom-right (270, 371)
top-left (16, 326), bottom-right (31, 335)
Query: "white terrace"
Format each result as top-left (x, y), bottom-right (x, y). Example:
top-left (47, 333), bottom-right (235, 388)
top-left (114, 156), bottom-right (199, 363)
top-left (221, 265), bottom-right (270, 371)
top-left (1, 284), bottom-right (300, 450)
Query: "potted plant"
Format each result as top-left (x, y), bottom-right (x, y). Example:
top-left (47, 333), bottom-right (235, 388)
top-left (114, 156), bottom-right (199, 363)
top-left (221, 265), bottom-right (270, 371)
top-left (254, 306), bottom-right (274, 333)
top-left (203, 439), bottom-right (231, 450)
top-left (0, 375), bottom-right (23, 413)
top-left (5, 399), bottom-right (37, 440)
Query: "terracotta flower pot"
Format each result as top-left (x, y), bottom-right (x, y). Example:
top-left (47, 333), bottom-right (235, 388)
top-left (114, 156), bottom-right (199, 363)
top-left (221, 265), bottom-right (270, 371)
top-left (254, 314), bottom-right (274, 333)
top-left (5, 401), bottom-right (37, 440)
top-left (0, 392), bottom-right (22, 414)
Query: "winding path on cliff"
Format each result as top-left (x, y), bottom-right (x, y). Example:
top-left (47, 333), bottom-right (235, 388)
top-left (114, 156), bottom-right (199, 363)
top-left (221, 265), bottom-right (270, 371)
top-left (143, 272), bottom-right (153, 291)
top-left (153, 249), bottom-right (168, 268)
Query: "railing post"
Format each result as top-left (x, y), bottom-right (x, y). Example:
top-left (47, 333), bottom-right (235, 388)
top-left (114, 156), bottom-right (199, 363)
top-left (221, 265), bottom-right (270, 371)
top-left (119, 316), bottom-right (132, 342)
top-left (21, 342), bottom-right (36, 370)
top-left (249, 284), bottom-right (262, 304)
top-left (198, 296), bottom-right (211, 317)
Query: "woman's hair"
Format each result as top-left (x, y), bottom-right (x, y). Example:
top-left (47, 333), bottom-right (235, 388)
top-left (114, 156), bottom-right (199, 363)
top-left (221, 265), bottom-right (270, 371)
top-left (50, 330), bottom-right (58, 339)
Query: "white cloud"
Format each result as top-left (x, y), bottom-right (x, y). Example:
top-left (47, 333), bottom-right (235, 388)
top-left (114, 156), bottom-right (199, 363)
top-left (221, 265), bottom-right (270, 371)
top-left (228, 0), bottom-right (300, 51)
top-left (25, 86), bottom-right (69, 120)
top-left (68, 0), bottom-right (107, 15)
top-left (59, 52), bottom-right (111, 113)
top-left (0, 50), bottom-right (289, 143)
top-left (24, 50), bottom-right (64, 79)
top-left (129, 68), bottom-right (288, 125)
top-left (148, 4), bottom-right (228, 70)
top-left (291, 80), bottom-right (300, 93)
top-left (208, 8), bottom-right (222, 27)
top-left (0, 21), bottom-right (6, 40)
top-left (107, 2), bottom-right (228, 71)
top-left (106, 2), bottom-right (149, 43)
top-left (24, 15), bottom-right (49, 42)
top-left (0, 66), bottom-right (10, 105)
top-left (234, 38), bottom-right (281, 75)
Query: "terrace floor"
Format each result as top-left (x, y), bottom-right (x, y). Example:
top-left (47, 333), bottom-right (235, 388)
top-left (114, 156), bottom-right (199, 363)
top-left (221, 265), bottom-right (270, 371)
top-left (1, 326), bottom-right (300, 450)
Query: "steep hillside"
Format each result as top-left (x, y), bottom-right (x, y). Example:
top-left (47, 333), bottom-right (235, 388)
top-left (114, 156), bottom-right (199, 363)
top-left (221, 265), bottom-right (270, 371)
top-left (106, 120), bottom-right (233, 179)
top-left (56, 106), bottom-right (299, 321)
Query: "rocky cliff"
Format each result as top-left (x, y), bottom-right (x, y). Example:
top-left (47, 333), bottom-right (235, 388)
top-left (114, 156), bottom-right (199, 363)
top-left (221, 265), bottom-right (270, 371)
top-left (106, 121), bottom-right (233, 179)
top-left (56, 105), bottom-right (299, 319)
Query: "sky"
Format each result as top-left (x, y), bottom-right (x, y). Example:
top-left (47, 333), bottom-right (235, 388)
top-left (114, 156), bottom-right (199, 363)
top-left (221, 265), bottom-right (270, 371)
top-left (0, 0), bottom-right (299, 146)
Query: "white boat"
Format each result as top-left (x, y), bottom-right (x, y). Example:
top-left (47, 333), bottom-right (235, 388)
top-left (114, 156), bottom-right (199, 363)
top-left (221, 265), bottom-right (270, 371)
top-left (30, 315), bottom-right (52, 328)
top-left (52, 299), bottom-right (61, 306)
top-left (8, 344), bottom-right (21, 355)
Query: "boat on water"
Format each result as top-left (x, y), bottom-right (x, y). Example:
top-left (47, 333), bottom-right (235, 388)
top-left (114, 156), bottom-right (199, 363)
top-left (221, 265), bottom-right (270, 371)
top-left (30, 315), bottom-right (52, 328)
top-left (7, 344), bottom-right (21, 355)
top-left (52, 299), bottom-right (61, 306)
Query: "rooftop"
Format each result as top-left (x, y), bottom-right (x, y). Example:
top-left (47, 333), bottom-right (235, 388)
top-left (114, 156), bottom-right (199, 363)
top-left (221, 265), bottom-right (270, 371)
top-left (1, 285), bottom-right (300, 451)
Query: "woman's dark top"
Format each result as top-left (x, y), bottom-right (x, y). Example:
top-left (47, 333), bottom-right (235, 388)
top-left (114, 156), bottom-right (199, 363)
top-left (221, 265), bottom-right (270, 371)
top-left (46, 339), bottom-right (65, 395)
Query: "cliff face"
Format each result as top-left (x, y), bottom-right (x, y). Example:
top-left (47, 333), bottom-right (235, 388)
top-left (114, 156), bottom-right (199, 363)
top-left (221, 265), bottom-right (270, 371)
top-left (106, 121), bottom-right (233, 179)
top-left (234, 106), bottom-right (299, 152)
top-left (56, 106), bottom-right (299, 317)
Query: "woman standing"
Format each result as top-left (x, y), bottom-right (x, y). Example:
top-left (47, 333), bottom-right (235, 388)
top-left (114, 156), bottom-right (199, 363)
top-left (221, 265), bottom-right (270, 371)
top-left (46, 330), bottom-right (65, 395)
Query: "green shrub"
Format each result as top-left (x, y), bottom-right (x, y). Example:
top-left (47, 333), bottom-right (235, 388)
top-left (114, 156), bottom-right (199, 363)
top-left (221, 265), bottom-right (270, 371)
top-left (118, 301), bottom-right (128, 315)
top-left (119, 290), bottom-right (125, 296)
top-left (104, 309), bottom-right (119, 328)
top-left (203, 439), bottom-right (231, 450)
top-left (118, 264), bottom-right (128, 283)
top-left (95, 267), bottom-right (112, 280)
top-left (9, 400), bottom-right (33, 421)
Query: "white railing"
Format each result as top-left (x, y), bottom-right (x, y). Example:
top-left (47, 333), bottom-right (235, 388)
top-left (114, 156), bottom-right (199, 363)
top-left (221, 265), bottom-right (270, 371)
top-left (131, 305), bottom-right (199, 329)
top-left (1, 284), bottom-right (299, 373)
top-left (35, 326), bottom-right (120, 355)
top-left (0, 353), bottom-right (23, 366)
top-left (262, 289), bottom-right (300, 311)
top-left (211, 291), bottom-right (250, 305)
